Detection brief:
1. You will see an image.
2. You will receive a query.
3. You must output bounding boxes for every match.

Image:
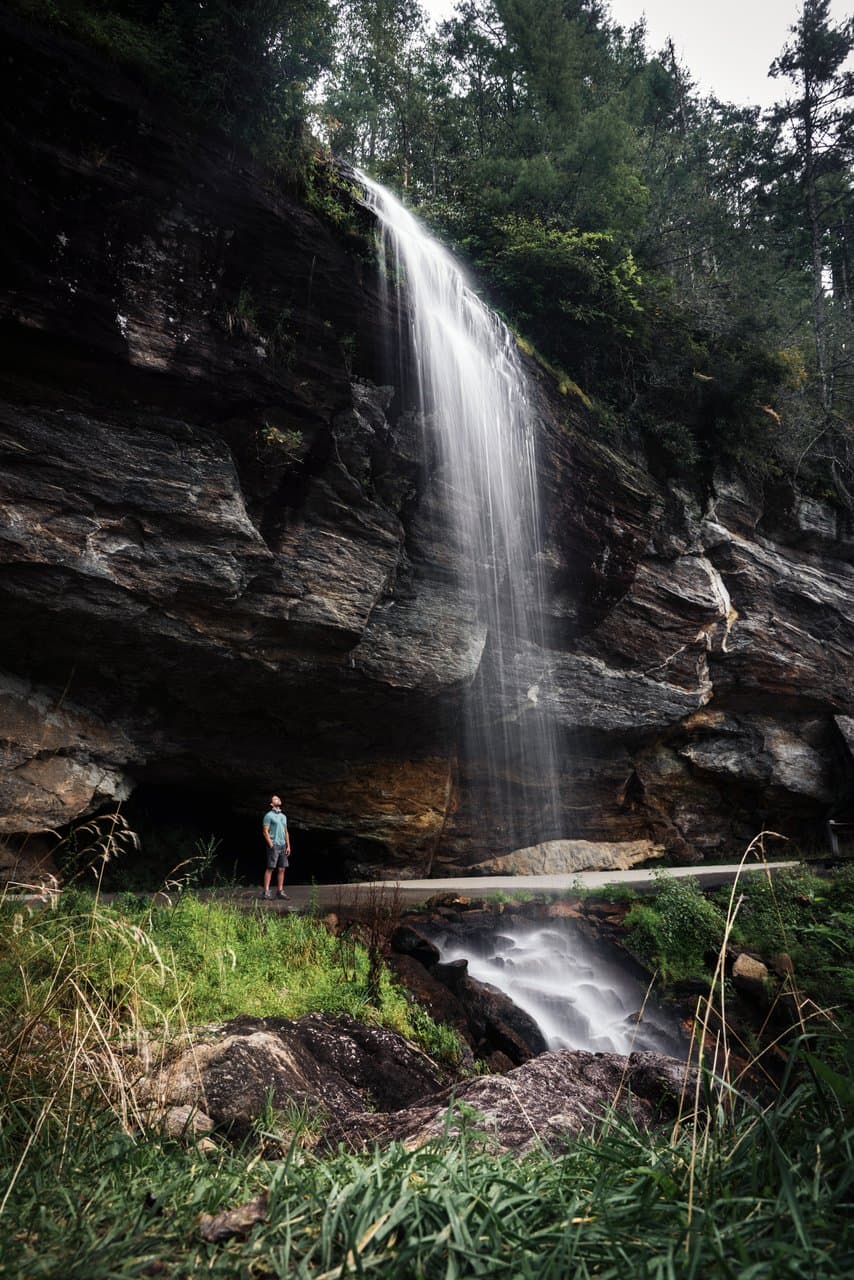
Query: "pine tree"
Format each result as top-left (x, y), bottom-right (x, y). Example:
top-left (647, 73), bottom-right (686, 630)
top-left (768, 0), bottom-right (854, 410)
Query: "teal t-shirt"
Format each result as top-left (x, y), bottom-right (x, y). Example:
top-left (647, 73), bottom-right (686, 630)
top-left (264, 809), bottom-right (287, 845)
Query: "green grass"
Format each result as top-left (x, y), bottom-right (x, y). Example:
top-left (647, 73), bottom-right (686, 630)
top-left (0, 890), bottom-right (467, 1067)
top-left (727, 864), bottom-right (854, 1030)
top-left (0, 1064), bottom-right (851, 1278)
top-left (1, 882), bottom-right (853, 1276)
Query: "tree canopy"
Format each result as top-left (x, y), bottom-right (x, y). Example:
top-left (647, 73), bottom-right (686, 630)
top-left (15, 0), bottom-right (854, 501)
top-left (319, 0), bottom-right (853, 501)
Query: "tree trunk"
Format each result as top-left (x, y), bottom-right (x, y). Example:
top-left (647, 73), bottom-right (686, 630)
top-left (803, 85), bottom-right (830, 409)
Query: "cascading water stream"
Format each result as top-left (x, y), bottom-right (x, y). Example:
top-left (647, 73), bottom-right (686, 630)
top-left (357, 176), bottom-right (685, 1057)
top-left (358, 171), bottom-right (560, 851)
top-left (425, 919), bottom-right (687, 1058)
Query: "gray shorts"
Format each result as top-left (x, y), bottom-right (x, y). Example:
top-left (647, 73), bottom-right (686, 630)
top-left (266, 843), bottom-right (289, 870)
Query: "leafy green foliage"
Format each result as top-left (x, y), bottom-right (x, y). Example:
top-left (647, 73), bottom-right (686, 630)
top-left (625, 864), bottom-right (854, 1062)
top-left (733, 865), bottom-right (825, 954)
top-left (327, 0), bottom-right (852, 498)
top-left (486, 217), bottom-right (643, 354)
top-left (14, 0), bottom-right (852, 495)
top-left (767, 0), bottom-right (854, 411)
top-left (301, 151), bottom-right (366, 232)
top-left (570, 881), bottom-right (639, 904)
top-left (625, 872), bottom-right (727, 980)
top-left (1, 882), bottom-right (852, 1274)
top-left (11, 0), bottom-right (336, 163)
top-left (260, 424), bottom-right (303, 456)
top-left (729, 864), bottom-right (854, 1043)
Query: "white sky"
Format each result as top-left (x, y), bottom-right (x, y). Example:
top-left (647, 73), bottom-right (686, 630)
top-left (421, 0), bottom-right (853, 109)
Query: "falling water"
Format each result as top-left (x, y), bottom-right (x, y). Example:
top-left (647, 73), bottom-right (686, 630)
top-left (355, 178), bottom-right (686, 1056)
top-left (358, 172), bottom-right (559, 850)
top-left (427, 919), bottom-right (687, 1057)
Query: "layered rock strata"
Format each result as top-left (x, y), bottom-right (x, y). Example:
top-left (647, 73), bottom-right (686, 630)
top-left (1, 13), bottom-right (852, 876)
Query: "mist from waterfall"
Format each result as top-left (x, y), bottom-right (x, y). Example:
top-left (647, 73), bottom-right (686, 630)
top-left (358, 171), bottom-right (560, 850)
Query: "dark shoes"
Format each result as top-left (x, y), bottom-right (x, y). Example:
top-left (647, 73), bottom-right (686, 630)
top-left (261, 890), bottom-right (272, 900)
top-left (277, 890), bottom-right (290, 900)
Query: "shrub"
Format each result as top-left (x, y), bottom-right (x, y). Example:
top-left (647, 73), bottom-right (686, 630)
top-left (734, 866), bottom-right (826, 954)
top-left (625, 872), bottom-right (726, 980)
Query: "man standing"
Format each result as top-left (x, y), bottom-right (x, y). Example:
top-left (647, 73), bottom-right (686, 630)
top-left (262, 795), bottom-right (291, 900)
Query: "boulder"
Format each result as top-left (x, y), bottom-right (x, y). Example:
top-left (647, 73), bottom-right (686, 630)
top-left (137, 1020), bottom-right (694, 1157)
top-left (385, 953), bottom-right (475, 1063)
top-left (391, 924), bottom-right (442, 968)
top-left (732, 953), bottom-right (771, 1003)
top-left (477, 838), bottom-right (662, 876)
top-left (138, 1013), bottom-right (448, 1139)
top-left (457, 975), bottom-right (549, 1065)
top-left (771, 953), bottom-right (794, 978)
top-left (545, 900), bottom-right (583, 919)
top-left (155, 1105), bottom-right (215, 1141)
top-left (329, 1050), bottom-right (694, 1154)
top-left (389, 927), bottom-right (548, 1066)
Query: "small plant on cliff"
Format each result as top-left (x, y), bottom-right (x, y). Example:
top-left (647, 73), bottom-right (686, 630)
top-left (339, 332), bottom-right (357, 376)
top-left (225, 285), bottom-right (258, 337)
top-left (302, 151), bottom-right (363, 234)
top-left (259, 422), bottom-right (303, 457)
top-left (267, 310), bottom-right (298, 370)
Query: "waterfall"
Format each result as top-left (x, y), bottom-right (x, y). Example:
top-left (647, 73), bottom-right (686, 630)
top-left (427, 919), bottom-right (687, 1058)
top-left (358, 172), bottom-right (559, 851)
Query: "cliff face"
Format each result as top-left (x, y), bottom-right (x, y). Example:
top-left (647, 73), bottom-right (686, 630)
top-left (2, 15), bottom-right (853, 878)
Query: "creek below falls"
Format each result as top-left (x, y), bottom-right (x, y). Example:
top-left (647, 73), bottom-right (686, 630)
top-left (425, 918), bottom-right (688, 1059)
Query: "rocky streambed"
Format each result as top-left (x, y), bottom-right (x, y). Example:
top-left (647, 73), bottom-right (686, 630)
top-left (136, 895), bottom-right (695, 1156)
top-left (140, 1012), bottom-right (692, 1158)
top-left (132, 885), bottom-right (814, 1170)
top-left (421, 916), bottom-right (687, 1059)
